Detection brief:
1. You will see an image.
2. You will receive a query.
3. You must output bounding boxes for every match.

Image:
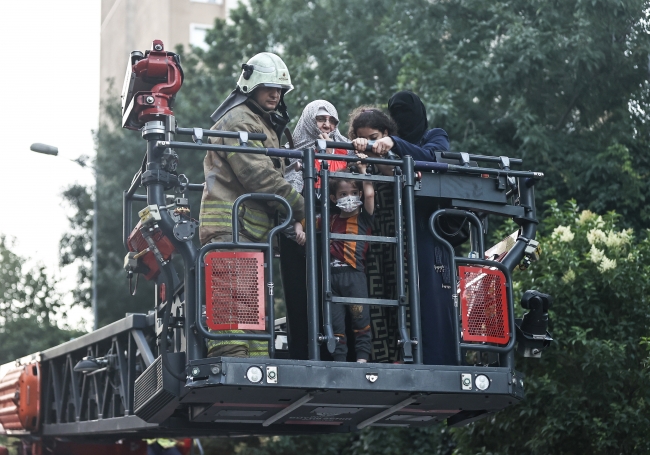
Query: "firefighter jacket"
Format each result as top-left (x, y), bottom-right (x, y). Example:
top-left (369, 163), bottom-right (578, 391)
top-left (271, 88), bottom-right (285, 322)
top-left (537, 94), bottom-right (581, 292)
top-left (199, 98), bottom-right (305, 245)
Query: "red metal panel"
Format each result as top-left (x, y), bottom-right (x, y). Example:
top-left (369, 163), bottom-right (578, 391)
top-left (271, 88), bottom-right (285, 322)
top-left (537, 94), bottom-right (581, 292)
top-left (459, 266), bottom-right (509, 345)
top-left (205, 251), bottom-right (266, 331)
top-left (0, 363), bottom-right (40, 432)
top-left (127, 222), bottom-right (176, 281)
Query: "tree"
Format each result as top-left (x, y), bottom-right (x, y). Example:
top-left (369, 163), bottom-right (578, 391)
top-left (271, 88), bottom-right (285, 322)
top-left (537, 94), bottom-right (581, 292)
top-left (60, 182), bottom-right (93, 309)
top-left (0, 236), bottom-right (83, 364)
top-left (393, 0), bottom-right (650, 229)
top-left (199, 0), bottom-right (650, 227)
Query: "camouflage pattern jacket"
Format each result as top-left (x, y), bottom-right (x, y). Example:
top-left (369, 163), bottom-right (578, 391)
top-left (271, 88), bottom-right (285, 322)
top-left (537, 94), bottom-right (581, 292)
top-left (199, 98), bottom-right (305, 245)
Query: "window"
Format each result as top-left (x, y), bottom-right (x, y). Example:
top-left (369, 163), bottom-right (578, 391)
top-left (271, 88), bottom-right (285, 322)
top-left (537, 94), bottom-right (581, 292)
top-left (189, 23), bottom-right (212, 51)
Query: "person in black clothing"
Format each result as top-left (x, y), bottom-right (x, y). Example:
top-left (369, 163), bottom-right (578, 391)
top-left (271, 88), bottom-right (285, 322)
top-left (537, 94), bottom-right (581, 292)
top-left (390, 91), bottom-right (456, 366)
top-left (354, 92), bottom-right (456, 365)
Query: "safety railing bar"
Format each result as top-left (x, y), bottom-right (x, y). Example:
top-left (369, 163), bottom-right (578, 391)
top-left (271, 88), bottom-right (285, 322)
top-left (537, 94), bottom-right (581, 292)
top-left (303, 147), bottom-right (321, 360)
top-left (315, 153), bottom-right (403, 167)
top-left (125, 169), bottom-right (142, 199)
top-left (330, 233), bottom-right (397, 244)
top-left (416, 161), bottom-right (544, 180)
top-left (433, 209), bottom-right (485, 263)
top-left (130, 329), bottom-right (155, 368)
top-left (331, 297), bottom-right (399, 306)
top-left (194, 193), bottom-right (292, 357)
top-left (393, 166), bottom-right (413, 364)
top-left (156, 140), bottom-right (303, 159)
top-left (402, 156), bottom-right (423, 364)
top-left (440, 151), bottom-right (523, 165)
top-left (185, 183), bottom-right (204, 192)
top-left (175, 128), bottom-right (267, 141)
top-left (319, 162), bottom-right (337, 354)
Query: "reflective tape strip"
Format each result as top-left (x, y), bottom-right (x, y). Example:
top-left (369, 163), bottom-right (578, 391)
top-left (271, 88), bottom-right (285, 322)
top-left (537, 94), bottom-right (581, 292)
top-left (285, 188), bottom-right (301, 206)
top-left (226, 140), bottom-right (265, 159)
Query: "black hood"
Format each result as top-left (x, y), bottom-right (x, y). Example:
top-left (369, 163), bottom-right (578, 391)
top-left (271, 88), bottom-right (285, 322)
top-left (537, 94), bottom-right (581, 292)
top-left (388, 91), bottom-right (428, 144)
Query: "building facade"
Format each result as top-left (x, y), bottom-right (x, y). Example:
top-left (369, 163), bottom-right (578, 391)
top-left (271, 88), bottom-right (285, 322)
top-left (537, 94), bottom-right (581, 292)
top-left (100, 0), bottom-right (227, 100)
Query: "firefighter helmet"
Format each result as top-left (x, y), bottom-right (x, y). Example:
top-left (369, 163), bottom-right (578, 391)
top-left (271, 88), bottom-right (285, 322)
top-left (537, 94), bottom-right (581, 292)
top-left (237, 52), bottom-right (293, 95)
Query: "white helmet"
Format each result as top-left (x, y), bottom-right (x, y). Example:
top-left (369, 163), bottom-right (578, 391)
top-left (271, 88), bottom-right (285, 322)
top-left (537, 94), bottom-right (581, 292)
top-left (237, 52), bottom-right (293, 95)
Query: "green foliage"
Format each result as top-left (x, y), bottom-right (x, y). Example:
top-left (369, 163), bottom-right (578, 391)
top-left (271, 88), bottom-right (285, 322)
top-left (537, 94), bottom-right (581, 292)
top-left (60, 183), bottom-right (93, 308)
top-left (0, 236), bottom-right (59, 326)
top-left (0, 236), bottom-right (84, 364)
top-left (0, 316), bottom-right (84, 365)
top-left (199, 425), bottom-right (454, 455)
top-left (453, 201), bottom-right (650, 454)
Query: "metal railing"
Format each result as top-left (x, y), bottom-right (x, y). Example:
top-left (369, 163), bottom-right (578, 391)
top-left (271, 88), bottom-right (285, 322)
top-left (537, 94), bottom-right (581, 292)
top-left (123, 121), bottom-right (542, 368)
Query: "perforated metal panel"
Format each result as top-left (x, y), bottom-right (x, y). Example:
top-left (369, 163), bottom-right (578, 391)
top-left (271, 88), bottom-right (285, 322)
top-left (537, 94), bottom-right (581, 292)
top-left (205, 251), bottom-right (266, 331)
top-left (459, 266), bottom-right (509, 345)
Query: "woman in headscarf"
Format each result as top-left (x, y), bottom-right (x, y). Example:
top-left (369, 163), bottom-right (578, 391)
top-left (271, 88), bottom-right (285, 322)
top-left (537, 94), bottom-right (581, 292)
top-left (352, 91), bottom-right (449, 161)
top-left (285, 100), bottom-right (350, 193)
top-left (281, 100), bottom-right (350, 360)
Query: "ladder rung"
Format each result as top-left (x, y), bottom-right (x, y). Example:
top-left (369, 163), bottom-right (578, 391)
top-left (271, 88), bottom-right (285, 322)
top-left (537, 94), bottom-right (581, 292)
top-left (331, 297), bottom-right (399, 307)
top-left (330, 233), bottom-right (397, 244)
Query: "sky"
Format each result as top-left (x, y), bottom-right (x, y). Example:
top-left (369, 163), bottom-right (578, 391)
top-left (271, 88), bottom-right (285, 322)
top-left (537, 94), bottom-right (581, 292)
top-left (1, 1), bottom-right (100, 327)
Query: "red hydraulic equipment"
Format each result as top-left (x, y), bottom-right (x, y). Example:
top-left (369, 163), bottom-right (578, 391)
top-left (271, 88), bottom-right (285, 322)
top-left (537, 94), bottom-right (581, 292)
top-left (121, 39), bottom-right (184, 130)
top-left (458, 265), bottom-right (510, 345)
top-left (0, 363), bottom-right (40, 432)
top-left (126, 220), bottom-right (176, 281)
top-left (205, 251), bottom-right (266, 331)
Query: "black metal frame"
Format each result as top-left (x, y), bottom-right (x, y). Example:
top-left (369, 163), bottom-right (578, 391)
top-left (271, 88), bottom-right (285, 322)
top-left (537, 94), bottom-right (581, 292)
top-left (40, 315), bottom-right (156, 432)
top-left (194, 193), bottom-right (293, 359)
top-left (316, 143), bottom-right (418, 363)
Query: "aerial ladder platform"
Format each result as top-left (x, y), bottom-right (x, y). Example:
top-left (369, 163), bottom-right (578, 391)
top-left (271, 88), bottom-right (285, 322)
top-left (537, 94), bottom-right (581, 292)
top-left (0, 40), bottom-right (551, 455)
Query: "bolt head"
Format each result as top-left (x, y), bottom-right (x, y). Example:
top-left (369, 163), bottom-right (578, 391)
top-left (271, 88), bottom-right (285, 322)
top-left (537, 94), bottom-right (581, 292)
top-left (154, 44), bottom-right (163, 51)
top-left (210, 365), bottom-right (221, 375)
top-left (191, 366), bottom-right (201, 377)
top-left (145, 96), bottom-right (155, 104)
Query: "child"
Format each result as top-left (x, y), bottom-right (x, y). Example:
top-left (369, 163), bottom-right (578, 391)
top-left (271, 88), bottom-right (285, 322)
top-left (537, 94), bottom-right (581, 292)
top-left (294, 159), bottom-right (374, 362)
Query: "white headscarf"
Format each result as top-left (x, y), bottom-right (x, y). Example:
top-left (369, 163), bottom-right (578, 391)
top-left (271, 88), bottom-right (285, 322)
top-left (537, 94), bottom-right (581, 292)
top-left (292, 100), bottom-right (348, 148)
top-left (285, 100), bottom-right (350, 192)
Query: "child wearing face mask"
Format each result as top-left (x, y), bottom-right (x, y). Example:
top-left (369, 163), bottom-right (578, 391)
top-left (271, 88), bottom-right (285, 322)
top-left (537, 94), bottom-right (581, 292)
top-left (294, 163), bottom-right (374, 362)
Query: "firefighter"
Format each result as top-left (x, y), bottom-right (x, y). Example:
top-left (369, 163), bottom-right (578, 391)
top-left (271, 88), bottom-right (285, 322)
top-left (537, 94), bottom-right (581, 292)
top-left (200, 52), bottom-right (305, 358)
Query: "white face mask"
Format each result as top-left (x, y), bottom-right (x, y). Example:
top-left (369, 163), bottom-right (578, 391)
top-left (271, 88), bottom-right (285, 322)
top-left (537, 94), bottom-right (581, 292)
top-left (336, 195), bottom-right (362, 213)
